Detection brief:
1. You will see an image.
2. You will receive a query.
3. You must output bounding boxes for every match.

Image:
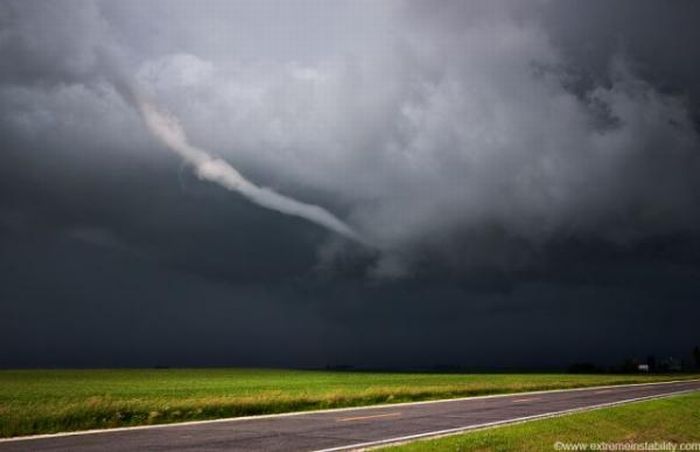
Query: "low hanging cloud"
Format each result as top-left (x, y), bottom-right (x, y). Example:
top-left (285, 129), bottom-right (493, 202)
top-left (2, 0), bottom-right (700, 277)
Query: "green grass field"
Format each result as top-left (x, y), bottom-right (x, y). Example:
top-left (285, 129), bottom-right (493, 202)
top-left (386, 391), bottom-right (700, 451)
top-left (0, 369), bottom-right (698, 438)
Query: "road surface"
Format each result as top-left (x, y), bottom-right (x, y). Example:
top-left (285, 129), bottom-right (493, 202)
top-left (1, 379), bottom-right (698, 451)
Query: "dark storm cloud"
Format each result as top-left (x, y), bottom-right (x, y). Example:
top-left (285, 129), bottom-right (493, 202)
top-left (542, 0), bottom-right (700, 116)
top-left (1, 0), bottom-right (699, 368)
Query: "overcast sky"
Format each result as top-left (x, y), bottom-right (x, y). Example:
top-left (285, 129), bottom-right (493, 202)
top-left (1, 0), bottom-right (699, 368)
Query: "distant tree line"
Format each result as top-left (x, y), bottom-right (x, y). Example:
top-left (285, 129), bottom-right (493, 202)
top-left (568, 345), bottom-right (700, 374)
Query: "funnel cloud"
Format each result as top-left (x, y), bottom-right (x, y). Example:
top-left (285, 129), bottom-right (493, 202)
top-left (136, 96), bottom-right (364, 244)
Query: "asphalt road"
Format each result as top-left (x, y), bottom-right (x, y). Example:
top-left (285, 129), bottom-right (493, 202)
top-left (2, 380), bottom-right (698, 451)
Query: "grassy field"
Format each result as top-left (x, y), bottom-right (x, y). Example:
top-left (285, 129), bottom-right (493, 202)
top-left (0, 369), bottom-right (698, 438)
top-left (386, 391), bottom-right (700, 451)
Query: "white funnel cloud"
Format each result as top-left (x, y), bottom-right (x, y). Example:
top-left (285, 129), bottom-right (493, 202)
top-left (136, 98), bottom-right (365, 244)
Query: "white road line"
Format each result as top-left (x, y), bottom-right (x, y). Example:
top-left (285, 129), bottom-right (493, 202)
top-left (0, 378), bottom-right (697, 443)
top-left (314, 389), bottom-right (699, 452)
top-left (511, 397), bottom-right (540, 403)
top-left (337, 412), bottom-right (402, 422)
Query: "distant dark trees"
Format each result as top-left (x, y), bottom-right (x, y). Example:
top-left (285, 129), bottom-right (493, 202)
top-left (568, 347), bottom-right (700, 374)
top-left (646, 355), bottom-right (657, 372)
top-left (620, 358), bottom-right (640, 373)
